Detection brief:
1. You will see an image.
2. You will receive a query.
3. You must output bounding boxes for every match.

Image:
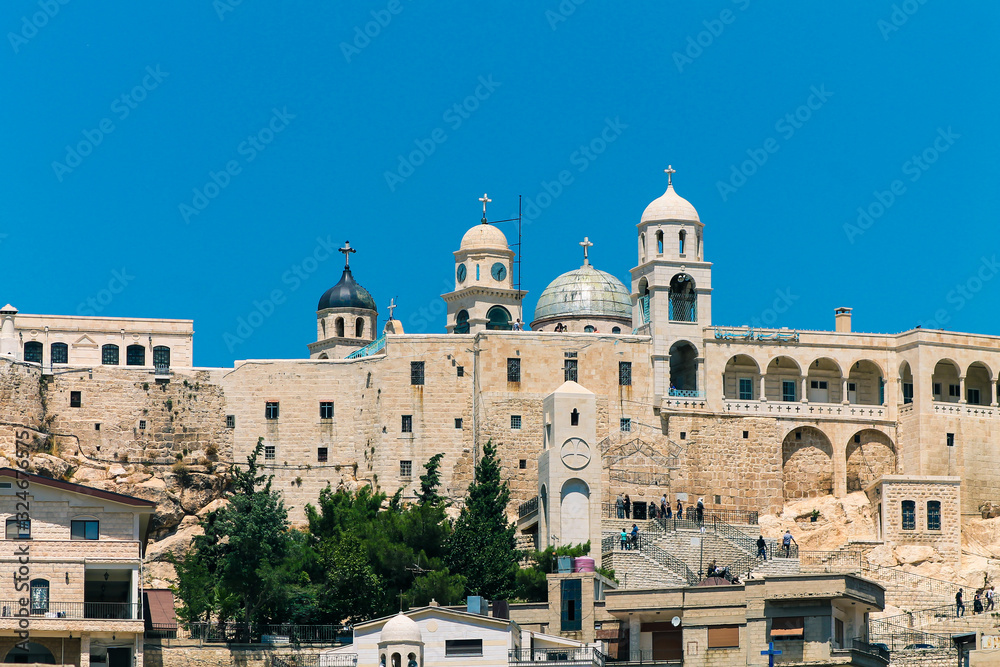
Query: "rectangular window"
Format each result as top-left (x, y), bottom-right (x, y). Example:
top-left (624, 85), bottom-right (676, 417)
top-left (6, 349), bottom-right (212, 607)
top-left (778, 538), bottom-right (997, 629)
top-left (457, 366), bottom-right (464, 377)
top-left (620, 418), bottom-right (631, 432)
top-left (139, 420), bottom-right (146, 430)
top-left (707, 625), bottom-right (740, 649)
top-left (564, 358), bottom-right (578, 383)
top-left (511, 415), bottom-right (522, 429)
top-left (949, 383), bottom-right (960, 397)
top-left (835, 618), bottom-right (844, 648)
top-left (903, 383), bottom-right (913, 403)
top-left (400, 460), bottom-right (412, 478)
top-left (507, 358), bottom-right (521, 383)
top-left (317, 447), bottom-right (328, 463)
top-left (901, 500), bottom-right (916, 530)
top-left (560, 578), bottom-right (582, 631)
top-left (410, 361), bottom-right (425, 386)
top-left (810, 380), bottom-right (828, 390)
top-left (401, 415), bottom-right (412, 433)
top-left (770, 616), bottom-right (804, 640)
top-left (968, 388), bottom-right (981, 405)
top-left (619, 361), bottom-right (632, 386)
top-left (782, 380), bottom-right (796, 402)
top-left (102, 345), bottom-right (119, 365)
top-left (519, 459), bottom-right (527, 469)
top-left (6, 518), bottom-right (30, 539)
top-left (264, 445), bottom-right (276, 460)
top-left (265, 401), bottom-right (279, 420)
top-left (71, 520), bottom-right (99, 540)
top-left (933, 382), bottom-right (942, 396)
top-left (51, 343), bottom-right (68, 364)
top-left (455, 418), bottom-right (463, 429)
top-left (226, 415), bottom-right (235, 428)
top-left (927, 500), bottom-right (941, 530)
top-left (947, 432), bottom-right (955, 447)
top-left (445, 640), bottom-right (482, 657)
top-left (320, 401), bottom-right (334, 419)
top-left (70, 391), bottom-right (82, 408)
top-left (738, 377), bottom-right (753, 400)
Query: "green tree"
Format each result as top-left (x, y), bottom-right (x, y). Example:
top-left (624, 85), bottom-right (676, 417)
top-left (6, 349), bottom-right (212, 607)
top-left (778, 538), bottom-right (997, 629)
top-left (446, 440), bottom-right (519, 600)
top-left (417, 453), bottom-right (445, 506)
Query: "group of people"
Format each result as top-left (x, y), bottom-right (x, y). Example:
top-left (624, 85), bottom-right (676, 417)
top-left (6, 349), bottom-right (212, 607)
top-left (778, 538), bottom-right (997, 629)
top-left (615, 493), bottom-right (706, 525)
top-left (956, 586), bottom-right (996, 617)
top-left (619, 524), bottom-right (640, 550)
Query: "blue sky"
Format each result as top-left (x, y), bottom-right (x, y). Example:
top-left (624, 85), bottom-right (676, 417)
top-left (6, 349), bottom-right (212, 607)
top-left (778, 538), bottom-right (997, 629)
top-left (2, 2), bottom-right (997, 367)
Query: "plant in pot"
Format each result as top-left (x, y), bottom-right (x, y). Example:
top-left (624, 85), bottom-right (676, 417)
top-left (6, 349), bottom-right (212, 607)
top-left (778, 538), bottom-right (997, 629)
top-left (810, 509), bottom-right (820, 523)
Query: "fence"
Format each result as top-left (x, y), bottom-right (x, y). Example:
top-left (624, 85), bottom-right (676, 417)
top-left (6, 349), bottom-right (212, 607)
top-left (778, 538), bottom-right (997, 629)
top-left (868, 618), bottom-right (952, 651)
top-left (603, 503), bottom-right (758, 526)
top-left (0, 600), bottom-right (140, 620)
top-left (851, 638), bottom-right (890, 663)
top-left (509, 647), bottom-right (605, 665)
top-left (799, 549), bottom-right (962, 602)
top-left (519, 495), bottom-right (539, 519)
top-left (186, 623), bottom-right (351, 645)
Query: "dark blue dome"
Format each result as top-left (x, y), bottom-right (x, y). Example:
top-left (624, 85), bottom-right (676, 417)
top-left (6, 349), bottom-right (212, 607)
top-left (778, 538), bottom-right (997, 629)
top-left (317, 268), bottom-right (377, 312)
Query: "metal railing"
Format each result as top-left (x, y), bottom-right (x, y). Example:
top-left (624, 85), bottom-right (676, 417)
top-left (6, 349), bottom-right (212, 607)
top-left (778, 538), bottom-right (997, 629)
top-left (602, 531), bottom-right (698, 586)
top-left (509, 647), bottom-right (605, 665)
top-left (0, 600), bottom-right (140, 620)
top-left (154, 363), bottom-right (170, 375)
top-left (345, 335), bottom-right (387, 360)
top-left (799, 549), bottom-right (962, 602)
top-left (868, 618), bottom-right (952, 651)
top-left (604, 504), bottom-right (758, 526)
top-left (273, 655), bottom-right (358, 667)
top-left (518, 495), bottom-right (539, 519)
top-left (186, 622), bottom-right (351, 645)
top-left (876, 603), bottom-right (956, 629)
top-left (851, 638), bottom-right (890, 663)
top-left (667, 388), bottom-right (704, 398)
top-left (608, 469), bottom-right (673, 487)
top-left (606, 650), bottom-right (682, 665)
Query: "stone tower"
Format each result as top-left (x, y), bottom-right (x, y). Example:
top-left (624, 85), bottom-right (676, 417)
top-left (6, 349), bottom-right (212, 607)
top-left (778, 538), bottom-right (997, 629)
top-left (309, 241), bottom-right (379, 359)
top-left (631, 168), bottom-right (713, 401)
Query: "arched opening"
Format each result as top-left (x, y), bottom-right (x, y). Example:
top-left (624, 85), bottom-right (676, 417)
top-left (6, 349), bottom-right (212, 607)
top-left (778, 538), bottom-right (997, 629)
top-left (668, 340), bottom-right (698, 394)
top-left (392, 653), bottom-right (401, 667)
top-left (668, 274), bottom-right (696, 322)
top-left (583, 325), bottom-right (595, 333)
top-left (407, 653), bottom-right (418, 667)
top-left (486, 306), bottom-right (512, 331)
top-left (23, 341), bottom-right (42, 364)
top-left (806, 357), bottom-right (843, 403)
top-left (765, 356), bottom-right (802, 402)
top-left (696, 231), bottom-right (702, 260)
top-left (931, 359), bottom-right (961, 402)
top-left (318, 353), bottom-right (328, 359)
top-left (101, 344), bottom-right (119, 365)
top-left (355, 317), bottom-right (364, 339)
top-left (899, 361), bottom-right (914, 404)
top-left (639, 233), bottom-right (646, 262)
top-left (782, 426), bottom-right (834, 500)
top-left (153, 345), bottom-right (170, 368)
top-left (656, 230), bottom-right (664, 254)
top-left (454, 310), bottom-right (470, 334)
top-left (846, 430), bottom-right (896, 491)
top-left (724, 354), bottom-right (761, 400)
top-left (126, 344), bottom-right (146, 366)
top-left (335, 317), bottom-right (345, 338)
top-left (51, 342), bottom-right (68, 365)
top-left (847, 360), bottom-right (884, 405)
top-left (637, 278), bottom-right (650, 324)
top-left (560, 479), bottom-right (591, 546)
top-left (678, 229), bottom-right (686, 255)
top-left (612, 326), bottom-right (621, 334)
top-left (570, 409), bottom-right (579, 425)
top-left (4, 642), bottom-right (55, 664)
top-left (966, 362), bottom-right (993, 405)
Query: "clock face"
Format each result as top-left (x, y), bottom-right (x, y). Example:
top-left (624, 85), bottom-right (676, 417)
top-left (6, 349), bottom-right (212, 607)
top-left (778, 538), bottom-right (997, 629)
top-left (560, 437), bottom-right (591, 470)
top-left (456, 263), bottom-right (467, 282)
top-left (491, 262), bottom-right (507, 281)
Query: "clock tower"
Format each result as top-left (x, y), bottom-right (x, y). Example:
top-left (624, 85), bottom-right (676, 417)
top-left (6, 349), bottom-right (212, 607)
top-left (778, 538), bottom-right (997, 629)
top-left (443, 194), bottom-right (526, 333)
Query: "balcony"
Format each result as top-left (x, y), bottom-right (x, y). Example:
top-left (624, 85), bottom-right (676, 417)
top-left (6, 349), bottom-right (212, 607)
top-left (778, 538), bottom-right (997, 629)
top-left (518, 496), bottom-right (539, 520)
top-left (723, 399), bottom-right (887, 421)
top-left (0, 600), bottom-right (140, 620)
top-left (509, 648), bottom-right (605, 666)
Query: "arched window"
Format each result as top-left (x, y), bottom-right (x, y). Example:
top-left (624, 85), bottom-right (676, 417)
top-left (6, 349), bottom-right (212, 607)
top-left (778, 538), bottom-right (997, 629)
top-left (486, 306), bottom-right (512, 331)
top-left (571, 409), bottom-right (580, 426)
top-left (656, 230), bottom-right (664, 254)
top-left (23, 342), bottom-right (42, 364)
top-left (668, 274), bottom-right (697, 322)
top-left (126, 345), bottom-right (145, 366)
top-left (153, 346), bottom-right (170, 368)
top-left (29, 579), bottom-right (49, 614)
top-left (335, 317), bottom-right (345, 338)
top-left (4, 641), bottom-right (55, 664)
top-left (612, 327), bottom-right (621, 334)
top-left (927, 501), bottom-right (941, 530)
top-left (584, 325), bottom-right (595, 333)
top-left (101, 344), bottom-right (119, 365)
top-left (51, 342), bottom-right (68, 364)
top-left (355, 318), bottom-right (364, 338)
top-left (679, 229), bottom-right (686, 254)
top-left (640, 233), bottom-right (646, 260)
top-left (454, 310), bottom-right (470, 334)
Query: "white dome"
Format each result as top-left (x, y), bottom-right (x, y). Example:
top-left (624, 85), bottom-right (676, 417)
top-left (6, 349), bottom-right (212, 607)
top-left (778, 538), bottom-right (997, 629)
top-left (460, 222), bottom-right (509, 251)
top-left (380, 613), bottom-right (422, 644)
top-left (640, 185), bottom-right (700, 223)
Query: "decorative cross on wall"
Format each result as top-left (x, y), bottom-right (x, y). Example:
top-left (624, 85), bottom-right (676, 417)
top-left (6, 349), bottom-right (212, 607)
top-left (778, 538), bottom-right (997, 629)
top-left (760, 641), bottom-right (782, 667)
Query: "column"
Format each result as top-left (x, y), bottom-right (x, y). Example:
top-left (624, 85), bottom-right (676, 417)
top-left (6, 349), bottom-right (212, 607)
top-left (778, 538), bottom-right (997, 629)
top-left (842, 378), bottom-right (850, 405)
top-left (134, 636), bottom-right (143, 667)
top-left (629, 617), bottom-right (642, 661)
top-left (992, 380), bottom-right (997, 408)
top-left (801, 376), bottom-right (809, 403)
top-left (960, 376), bottom-right (967, 404)
top-left (80, 634), bottom-right (90, 667)
top-left (759, 374), bottom-right (767, 402)
top-left (696, 357), bottom-right (705, 398)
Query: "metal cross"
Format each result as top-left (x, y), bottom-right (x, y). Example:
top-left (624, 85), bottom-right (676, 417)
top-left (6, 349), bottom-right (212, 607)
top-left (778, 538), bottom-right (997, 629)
top-left (580, 237), bottom-right (593, 265)
top-left (664, 165), bottom-right (676, 187)
top-left (479, 193), bottom-right (492, 222)
top-left (387, 297), bottom-right (397, 320)
top-left (760, 641), bottom-right (782, 667)
top-left (338, 241), bottom-right (356, 268)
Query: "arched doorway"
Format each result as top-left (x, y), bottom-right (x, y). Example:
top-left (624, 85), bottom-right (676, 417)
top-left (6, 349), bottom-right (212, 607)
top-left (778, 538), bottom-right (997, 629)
top-left (782, 426), bottom-right (834, 500)
top-left (931, 359), bottom-right (961, 403)
top-left (847, 360), bottom-right (884, 405)
top-left (899, 361), bottom-right (914, 403)
top-left (4, 642), bottom-right (55, 664)
top-left (668, 341), bottom-right (698, 394)
top-left (723, 354), bottom-right (760, 400)
top-left (668, 274), bottom-right (696, 322)
top-left (846, 430), bottom-right (896, 491)
top-left (486, 306), bottom-right (512, 330)
top-left (966, 362), bottom-right (993, 405)
top-left (765, 356), bottom-right (801, 402)
top-left (560, 479), bottom-right (590, 546)
top-left (806, 358), bottom-right (843, 403)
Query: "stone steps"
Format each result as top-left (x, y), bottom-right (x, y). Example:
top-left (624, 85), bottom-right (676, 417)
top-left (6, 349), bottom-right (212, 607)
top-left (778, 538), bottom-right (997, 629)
top-left (602, 550), bottom-right (688, 590)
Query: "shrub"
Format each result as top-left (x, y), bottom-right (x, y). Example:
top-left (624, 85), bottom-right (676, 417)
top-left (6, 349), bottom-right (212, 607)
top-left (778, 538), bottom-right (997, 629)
top-left (172, 463), bottom-right (193, 487)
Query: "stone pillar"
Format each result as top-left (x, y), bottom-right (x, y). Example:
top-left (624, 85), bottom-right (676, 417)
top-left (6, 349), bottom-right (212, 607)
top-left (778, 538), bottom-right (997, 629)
top-left (759, 374), bottom-right (767, 402)
top-left (629, 617), bottom-right (642, 661)
top-left (960, 376), bottom-right (967, 404)
top-left (801, 376), bottom-right (809, 403)
top-left (842, 377), bottom-right (850, 405)
top-left (992, 380), bottom-right (997, 408)
top-left (80, 634), bottom-right (90, 667)
top-left (134, 635), bottom-right (143, 667)
top-left (832, 435), bottom-right (847, 499)
top-left (0, 305), bottom-right (17, 358)
top-left (696, 357), bottom-right (705, 396)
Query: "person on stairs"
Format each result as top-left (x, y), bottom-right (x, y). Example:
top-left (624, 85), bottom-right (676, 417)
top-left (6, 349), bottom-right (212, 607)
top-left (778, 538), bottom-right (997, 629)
top-left (757, 535), bottom-right (767, 561)
top-left (956, 589), bottom-right (965, 617)
top-left (620, 528), bottom-right (628, 551)
top-left (630, 523), bottom-right (639, 550)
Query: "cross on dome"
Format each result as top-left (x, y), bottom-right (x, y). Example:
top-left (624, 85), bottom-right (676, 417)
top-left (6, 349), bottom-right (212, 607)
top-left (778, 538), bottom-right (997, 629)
top-left (387, 297), bottom-right (397, 320)
top-left (664, 165), bottom-right (676, 187)
top-left (338, 241), bottom-right (356, 268)
top-left (479, 193), bottom-right (492, 223)
top-left (580, 237), bottom-right (593, 266)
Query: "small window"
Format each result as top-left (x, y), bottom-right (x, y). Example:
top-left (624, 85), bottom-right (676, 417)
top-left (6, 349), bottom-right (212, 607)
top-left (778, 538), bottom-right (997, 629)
top-left (564, 358), bottom-right (578, 383)
top-left (400, 460), bottom-right (412, 478)
top-left (738, 377), bottom-right (753, 400)
top-left (507, 358), bottom-right (521, 383)
top-left (619, 362), bottom-right (632, 386)
top-left (656, 230), bottom-right (664, 254)
top-left (795, 430), bottom-right (802, 441)
top-left (584, 325), bottom-right (595, 333)
top-left (969, 388), bottom-right (981, 405)
top-left (612, 326), bottom-right (621, 334)
top-left (560, 578), bottom-right (582, 631)
top-left (511, 415), bottom-right (522, 429)
top-left (445, 640), bottom-right (482, 657)
top-left (139, 420), bottom-right (146, 430)
top-left (126, 344), bottom-right (145, 366)
top-left (933, 382), bottom-right (942, 396)
top-left (153, 346), bottom-right (170, 368)
top-left (23, 342), bottom-right (42, 364)
top-left (810, 380), bottom-right (828, 390)
top-left (457, 366), bottom-right (464, 377)
top-left (947, 432), bottom-right (955, 447)
top-left (680, 431), bottom-right (686, 440)
top-left (927, 500), bottom-right (941, 530)
top-left (401, 415), bottom-right (412, 433)
top-left (714, 494), bottom-right (721, 504)
top-left (101, 344), bottom-right (119, 365)
top-left (782, 380), bottom-right (796, 402)
top-left (320, 401), bottom-right (334, 419)
top-left (265, 401), bottom-right (279, 420)
top-left (770, 616), bottom-right (804, 640)
top-left (678, 229), bottom-right (686, 255)
top-left (264, 445), bottom-right (276, 460)
top-left (411, 361), bottom-right (425, 386)
top-left (70, 391), bottom-right (82, 408)
top-left (317, 447), bottom-right (328, 463)
top-left (71, 519), bottom-right (99, 540)
top-left (901, 500), bottom-right (916, 530)
top-left (742, 430), bottom-right (749, 439)
top-left (949, 384), bottom-right (960, 397)
top-left (226, 415), bottom-right (235, 428)
top-left (570, 409), bottom-right (579, 426)
top-left (455, 418), bottom-right (463, 429)
top-left (519, 459), bottom-right (526, 469)
top-left (6, 518), bottom-right (30, 539)
top-left (620, 417), bottom-right (631, 432)
top-left (707, 624), bottom-right (739, 649)
top-left (95, 423), bottom-right (100, 431)
top-left (51, 343), bottom-right (68, 364)
top-left (854, 434), bottom-right (861, 443)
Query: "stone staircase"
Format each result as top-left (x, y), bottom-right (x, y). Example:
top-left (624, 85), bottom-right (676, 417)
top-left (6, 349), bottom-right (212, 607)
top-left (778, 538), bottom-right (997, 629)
top-left (602, 550), bottom-right (688, 589)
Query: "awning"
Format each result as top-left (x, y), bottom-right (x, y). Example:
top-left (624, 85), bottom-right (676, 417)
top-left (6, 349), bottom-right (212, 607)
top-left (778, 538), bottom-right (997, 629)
top-left (769, 628), bottom-right (803, 638)
top-left (144, 589), bottom-right (178, 631)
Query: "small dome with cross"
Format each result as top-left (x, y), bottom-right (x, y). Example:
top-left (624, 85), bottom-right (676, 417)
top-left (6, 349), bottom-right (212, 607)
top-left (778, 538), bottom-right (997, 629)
top-left (641, 166), bottom-right (700, 223)
top-left (317, 241), bottom-right (377, 312)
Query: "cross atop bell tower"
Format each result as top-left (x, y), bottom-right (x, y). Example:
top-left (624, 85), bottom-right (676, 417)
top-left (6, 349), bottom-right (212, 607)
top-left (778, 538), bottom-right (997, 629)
top-left (664, 165), bottom-right (676, 187)
top-left (339, 241), bottom-right (356, 268)
top-left (479, 193), bottom-right (491, 223)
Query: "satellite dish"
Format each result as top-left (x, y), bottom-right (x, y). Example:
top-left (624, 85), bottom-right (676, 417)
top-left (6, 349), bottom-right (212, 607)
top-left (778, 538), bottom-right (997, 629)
top-left (671, 616), bottom-right (681, 627)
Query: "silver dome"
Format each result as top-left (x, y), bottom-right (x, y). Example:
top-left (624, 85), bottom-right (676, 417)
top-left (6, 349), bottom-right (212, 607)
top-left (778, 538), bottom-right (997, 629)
top-left (533, 264), bottom-right (632, 321)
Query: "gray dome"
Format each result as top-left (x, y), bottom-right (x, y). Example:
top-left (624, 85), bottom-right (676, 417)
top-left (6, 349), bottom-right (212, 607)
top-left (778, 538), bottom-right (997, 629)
top-left (534, 264), bottom-right (632, 321)
top-left (317, 268), bottom-right (377, 312)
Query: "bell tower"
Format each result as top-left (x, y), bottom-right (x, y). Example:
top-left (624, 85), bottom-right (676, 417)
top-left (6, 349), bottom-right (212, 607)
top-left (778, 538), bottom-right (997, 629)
top-left (631, 167), bottom-right (713, 401)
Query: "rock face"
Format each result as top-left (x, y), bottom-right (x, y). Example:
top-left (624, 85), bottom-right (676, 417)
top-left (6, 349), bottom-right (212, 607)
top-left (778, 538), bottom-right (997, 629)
top-left (759, 491), bottom-right (878, 550)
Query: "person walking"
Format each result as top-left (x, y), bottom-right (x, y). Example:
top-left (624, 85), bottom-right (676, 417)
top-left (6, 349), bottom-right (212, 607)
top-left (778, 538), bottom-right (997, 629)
top-left (696, 498), bottom-right (705, 526)
top-left (616, 493), bottom-right (624, 519)
top-left (620, 528), bottom-right (628, 551)
top-left (988, 586), bottom-right (996, 611)
top-left (974, 590), bottom-right (984, 614)
top-left (664, 502), bottom-right (672, 520)
top-left (648, 500), bottom-right (657, 519)
top-left (782, 530), bottom-right (797, 558)
top-left (757, 535), bottom-right (767, 561)
top-left (676, 498), bottom-right (683, 519)
top-left (630, 523), bottom-right (639, 550)
top-left (956, 589), bottom-right (965, 617)
top-left (660, 494), bottom-right (668, 517)
top-left (624, 494), bottom-right (632, 519)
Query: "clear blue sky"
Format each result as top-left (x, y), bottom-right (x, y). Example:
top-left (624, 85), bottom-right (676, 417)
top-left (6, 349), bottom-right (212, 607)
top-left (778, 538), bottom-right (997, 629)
top-left (2, 2), bottom-right (997, 367)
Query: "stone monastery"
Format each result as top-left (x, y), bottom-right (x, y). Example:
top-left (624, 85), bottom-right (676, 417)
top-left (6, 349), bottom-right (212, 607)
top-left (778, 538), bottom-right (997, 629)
top-left (0, 169), bottom-right (995, 570)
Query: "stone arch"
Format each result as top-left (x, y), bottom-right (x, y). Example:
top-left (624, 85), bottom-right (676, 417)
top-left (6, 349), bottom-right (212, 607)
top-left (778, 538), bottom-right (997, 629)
top-left (335, 317), bottom-right (345, 338)
top-left (765, 356), bottom-right (802, 402)
top-left (668, 340), bottom-right (698, 392)
top-left (560, 478), bottom-right (590, 547)
top-left (846, 429), bottom-right (896, 492)
top-left (932, 358), bottom-right (961, 402)
top-left (782, 426), bottom-right (834, 500)
top-left (899, 360), bottom-right (914, 403)
top-left (967, 361), bottom-right (993, 405)
top-left (4, 642), bottom-right (55, 664)
top-left (355, 317), bottom-right (365, 338)
top-left (806, 357), bottom-right (843, 403)
top-left (724, 354), bottom-right (761, 400)
top-left (668, 274), bottom-right (696, 322)
top-left (847, 359), bottom-right (884, 405)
